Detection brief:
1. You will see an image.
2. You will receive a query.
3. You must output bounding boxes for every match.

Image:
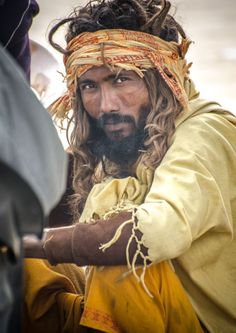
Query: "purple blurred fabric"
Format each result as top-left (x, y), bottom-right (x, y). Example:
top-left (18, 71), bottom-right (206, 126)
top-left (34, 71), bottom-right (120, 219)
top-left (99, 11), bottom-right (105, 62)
top-left (0, 0), bottom-right (39, 80)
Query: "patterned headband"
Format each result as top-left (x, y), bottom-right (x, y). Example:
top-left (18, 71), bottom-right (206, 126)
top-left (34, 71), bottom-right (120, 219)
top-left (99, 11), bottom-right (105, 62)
top-left (49, 29), bottom-right (191, 120)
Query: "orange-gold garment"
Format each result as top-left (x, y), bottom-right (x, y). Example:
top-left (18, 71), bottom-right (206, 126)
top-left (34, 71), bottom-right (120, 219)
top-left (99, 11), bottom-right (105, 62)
top-left (24, 259), bottom-right (86, 333)
top-left (80, 262), bottom-right (203, 333)
top-left (24, 259), bottom-right (203, 332)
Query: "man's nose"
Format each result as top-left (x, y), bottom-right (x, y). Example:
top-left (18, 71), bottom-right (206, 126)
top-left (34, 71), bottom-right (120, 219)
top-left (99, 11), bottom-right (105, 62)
top-left (99, 85), bottom-right (119, 114)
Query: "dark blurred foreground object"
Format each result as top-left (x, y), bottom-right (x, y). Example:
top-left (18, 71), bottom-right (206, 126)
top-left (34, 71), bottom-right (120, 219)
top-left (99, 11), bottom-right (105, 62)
top-left (0, 0), bottom-right (39, 80)
top-left (48, 152), bottom-right (74, 228)
top-left (0, 45), bottom-right (67, 333)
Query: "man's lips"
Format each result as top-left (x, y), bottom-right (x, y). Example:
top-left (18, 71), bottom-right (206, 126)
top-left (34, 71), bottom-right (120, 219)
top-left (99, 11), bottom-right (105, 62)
top-left (103, 122), bottom-right (135, 141)
top-left (104, 122), bottom-right (125, 131)
top-left (104, 121), bottom-right (135, 134)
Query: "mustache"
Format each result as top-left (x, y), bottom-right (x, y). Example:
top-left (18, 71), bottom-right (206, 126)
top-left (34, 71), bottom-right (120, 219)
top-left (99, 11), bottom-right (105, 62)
top-left (96, 113), bottom-right (135, 129)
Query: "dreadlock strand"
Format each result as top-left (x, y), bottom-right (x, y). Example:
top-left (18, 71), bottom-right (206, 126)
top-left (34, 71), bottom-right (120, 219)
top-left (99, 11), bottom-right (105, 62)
top-left (151, 0), bottom-right (171, 35)
top-left (123, 0), bottom-right (148, 26)
top-left (48, 17), bottom-right (76, 55)
top-left (146, 0), bottom-right (155, 7)
top-left (173, 18), bottom-right (187, 39)
top-left (141, 0), bottom-right (169, 32)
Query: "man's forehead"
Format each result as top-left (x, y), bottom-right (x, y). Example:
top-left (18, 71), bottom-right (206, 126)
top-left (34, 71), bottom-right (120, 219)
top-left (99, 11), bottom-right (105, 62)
top-left (79, 65), bottom-right (136, 81)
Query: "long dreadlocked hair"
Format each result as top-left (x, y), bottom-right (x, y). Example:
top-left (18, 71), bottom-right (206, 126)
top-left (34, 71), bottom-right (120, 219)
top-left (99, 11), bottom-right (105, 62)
top-left (49, 0), bottom-right (186, 218)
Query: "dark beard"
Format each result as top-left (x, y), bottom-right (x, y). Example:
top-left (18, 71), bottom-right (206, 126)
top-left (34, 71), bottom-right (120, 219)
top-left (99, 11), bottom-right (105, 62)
top-left (88, 113), bottom-right (147, 166)
top-left (91, 129), bottom-right (145, 165)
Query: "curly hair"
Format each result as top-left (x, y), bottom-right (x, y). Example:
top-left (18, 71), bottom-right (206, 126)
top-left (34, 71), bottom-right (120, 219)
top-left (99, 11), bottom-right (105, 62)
top-left (48, 0), bottom-right (185, 217)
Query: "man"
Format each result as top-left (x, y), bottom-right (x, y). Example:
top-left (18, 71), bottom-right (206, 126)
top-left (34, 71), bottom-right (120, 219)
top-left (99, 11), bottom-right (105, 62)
top-left (24, 0), bottom-right (236, 332)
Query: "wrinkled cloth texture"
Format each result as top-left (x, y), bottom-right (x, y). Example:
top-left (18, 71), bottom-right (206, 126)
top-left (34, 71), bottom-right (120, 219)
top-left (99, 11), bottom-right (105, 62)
top-left (79, 79), bottom-right (236, 333)
top-left (24, 259), bottom-right (203, 333)
top-left (24, 259), bottom-right (86, 333)
top-left (80, 262), bottom-right (203, 333)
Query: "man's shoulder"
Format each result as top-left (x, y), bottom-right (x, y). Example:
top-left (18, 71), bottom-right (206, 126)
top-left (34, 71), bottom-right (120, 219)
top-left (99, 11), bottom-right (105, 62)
top-left (169, 107), bottom-right (236, 159)
top-left (177, 105), bottom-right (236, 135)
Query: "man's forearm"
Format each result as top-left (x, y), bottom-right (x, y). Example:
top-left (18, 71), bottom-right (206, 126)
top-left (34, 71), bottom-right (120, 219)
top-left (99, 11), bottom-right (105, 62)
top-left (24, 211), bottom-right (149, 267)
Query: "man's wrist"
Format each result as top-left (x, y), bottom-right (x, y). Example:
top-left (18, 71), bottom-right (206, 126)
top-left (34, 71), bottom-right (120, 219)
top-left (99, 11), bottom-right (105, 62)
top-left (43, 225), bottom-right (75, 265)
top-left (23, 235), bottom-right (45, 259)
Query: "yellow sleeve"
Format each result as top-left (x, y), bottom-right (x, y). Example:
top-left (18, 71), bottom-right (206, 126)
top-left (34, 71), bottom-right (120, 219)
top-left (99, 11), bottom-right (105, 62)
top-left (137, 112), bottom-right (236, 263)
top-left (24, 259), bottom-right (85, 333)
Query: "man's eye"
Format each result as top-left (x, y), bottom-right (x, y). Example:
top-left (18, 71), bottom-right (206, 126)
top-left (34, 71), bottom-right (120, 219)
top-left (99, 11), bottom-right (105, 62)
top-left (80, 83), bottom-right (96, 90)
top-left (114, 76), bottom-right (128, 84)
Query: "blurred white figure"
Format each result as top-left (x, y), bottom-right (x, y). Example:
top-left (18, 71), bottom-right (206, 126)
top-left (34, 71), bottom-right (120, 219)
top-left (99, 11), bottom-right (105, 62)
top-left (30, 39), bottom-right (66, 107)
top-left (30, 40), bottom-right (69, 148)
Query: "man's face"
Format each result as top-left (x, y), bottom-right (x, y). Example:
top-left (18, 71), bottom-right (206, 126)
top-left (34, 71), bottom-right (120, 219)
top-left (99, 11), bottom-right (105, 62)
top-left (78, 66), bottom-right (150, 164)
top-left (78, 65), bottom-right (150, 140)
